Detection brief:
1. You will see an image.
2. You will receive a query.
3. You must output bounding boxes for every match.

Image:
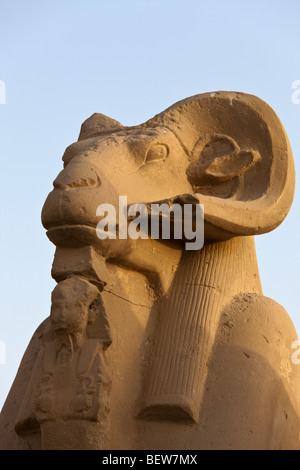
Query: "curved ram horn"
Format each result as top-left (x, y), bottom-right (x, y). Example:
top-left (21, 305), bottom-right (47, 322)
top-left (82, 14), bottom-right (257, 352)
top-left (145, 91), bottom-right (295, 240)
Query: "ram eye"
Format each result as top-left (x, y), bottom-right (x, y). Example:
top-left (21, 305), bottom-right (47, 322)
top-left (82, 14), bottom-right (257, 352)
top-left (145, 143), bottom-right (168, 162)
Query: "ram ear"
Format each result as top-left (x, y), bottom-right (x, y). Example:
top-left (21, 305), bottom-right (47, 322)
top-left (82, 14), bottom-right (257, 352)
top-left (147, 91), bottom-right (295, 240)
top-left (186, 134), bottom-right (261, 185)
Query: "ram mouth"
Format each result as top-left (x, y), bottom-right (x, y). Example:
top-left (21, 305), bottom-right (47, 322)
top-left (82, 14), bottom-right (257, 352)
top-left (46, 224), bottom-right (98, 248)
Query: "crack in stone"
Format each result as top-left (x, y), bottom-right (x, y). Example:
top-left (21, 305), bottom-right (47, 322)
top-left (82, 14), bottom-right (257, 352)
top-left (103, 288), bottom-right (150, 308)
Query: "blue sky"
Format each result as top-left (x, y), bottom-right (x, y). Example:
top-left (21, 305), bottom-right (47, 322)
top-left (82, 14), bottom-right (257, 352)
top-left (0, 0), bottom-right (300, 409)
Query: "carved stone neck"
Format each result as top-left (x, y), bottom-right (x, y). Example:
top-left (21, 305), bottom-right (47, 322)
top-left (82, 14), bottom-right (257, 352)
top-left (141, 236), bottom-right (262, 421)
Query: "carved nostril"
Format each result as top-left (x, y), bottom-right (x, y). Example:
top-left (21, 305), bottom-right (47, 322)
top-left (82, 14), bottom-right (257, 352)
top-left (53, 163), bottom-right (101, 190)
